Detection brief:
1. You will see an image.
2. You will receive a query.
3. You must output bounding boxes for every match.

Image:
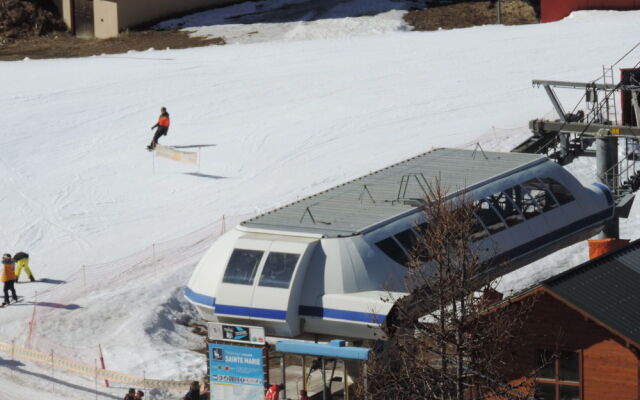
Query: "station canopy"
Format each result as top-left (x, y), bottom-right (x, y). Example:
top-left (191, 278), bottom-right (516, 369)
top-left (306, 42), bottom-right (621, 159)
top-left (241, 148), bottom-right (545, 237)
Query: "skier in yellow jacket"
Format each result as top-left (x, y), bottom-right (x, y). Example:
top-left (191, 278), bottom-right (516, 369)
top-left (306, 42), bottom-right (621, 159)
top-left (1, 253), bottom-right (18, 306)
top-left (14, 252), bottom-right (35, 282)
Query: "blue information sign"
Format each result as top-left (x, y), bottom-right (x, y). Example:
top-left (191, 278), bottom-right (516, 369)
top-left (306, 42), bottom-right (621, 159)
top-left (209, 344), bottom-right (265, 387)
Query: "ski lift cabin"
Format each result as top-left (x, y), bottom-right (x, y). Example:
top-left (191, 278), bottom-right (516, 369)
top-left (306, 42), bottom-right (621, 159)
top-left (185, 148), bottom-right (614, 340)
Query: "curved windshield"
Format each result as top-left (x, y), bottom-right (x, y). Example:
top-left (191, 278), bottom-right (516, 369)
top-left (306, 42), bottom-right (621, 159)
top-left (258, 252), bottom-right (300, 289)
top-left (222, 249), bottom-right (264, 285)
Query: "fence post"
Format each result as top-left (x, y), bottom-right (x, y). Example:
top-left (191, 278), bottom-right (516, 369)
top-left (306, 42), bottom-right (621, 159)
top-left (221, 215), bottom-right (226, 234)
top-left (94, 359), bottom-right (99, 400)
top-left (98, 344), bottom-right (110, 387)
top-left (26, 291), bottom-right (37, 348)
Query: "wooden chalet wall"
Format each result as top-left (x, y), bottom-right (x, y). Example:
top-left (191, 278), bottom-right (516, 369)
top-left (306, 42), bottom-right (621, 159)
top-left (501, 293), bottom-right (639, 399)
top-left (541, 0), bottom-right (640, 22)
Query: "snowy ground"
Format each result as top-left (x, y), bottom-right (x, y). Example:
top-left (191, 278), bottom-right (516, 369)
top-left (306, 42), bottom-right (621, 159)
top-left (2, 2), bottom-right (640, 398)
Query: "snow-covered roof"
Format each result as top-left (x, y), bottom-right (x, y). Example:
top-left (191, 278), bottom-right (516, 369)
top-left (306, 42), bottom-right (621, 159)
top-left (241, 148), bottom-right (545, 237)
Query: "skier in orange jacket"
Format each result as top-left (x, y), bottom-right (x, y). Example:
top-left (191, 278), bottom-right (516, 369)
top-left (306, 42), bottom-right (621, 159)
top-left (147, 107), bottom-right (170, 151)
top-left (1, 253), bottom-right (18, 306)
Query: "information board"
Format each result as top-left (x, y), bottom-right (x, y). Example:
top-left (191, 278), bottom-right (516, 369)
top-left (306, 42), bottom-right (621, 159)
top-left (208, 322), bottom-right (266, 345)
top-left (209, 343), bottom-right (265, 400)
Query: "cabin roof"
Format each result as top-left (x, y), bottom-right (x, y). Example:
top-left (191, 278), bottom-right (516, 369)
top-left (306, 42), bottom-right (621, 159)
top-left (541, 239), bottom-right (640, 348)
top-left (240, 148), bottom-right (546, 237)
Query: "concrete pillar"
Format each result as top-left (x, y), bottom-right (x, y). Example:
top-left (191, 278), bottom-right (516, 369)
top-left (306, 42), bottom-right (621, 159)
top-left (596, 131), bottom-right (619, 239)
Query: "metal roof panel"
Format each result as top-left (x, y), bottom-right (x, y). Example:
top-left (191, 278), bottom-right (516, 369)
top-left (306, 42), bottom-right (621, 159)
top-left (241, 148), bottom-right (545, 237)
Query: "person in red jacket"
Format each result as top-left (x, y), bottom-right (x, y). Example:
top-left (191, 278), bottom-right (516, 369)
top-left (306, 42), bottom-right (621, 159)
top-left (147, 107), bottom-right (170, 151)
top-left (264, 383), bottom-right (282, 400)
top-left (299, 389), bottom-right (310, 400)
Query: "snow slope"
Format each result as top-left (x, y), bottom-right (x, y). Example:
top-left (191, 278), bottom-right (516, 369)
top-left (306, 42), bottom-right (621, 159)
top-left (1, 5), bottom-right (640, 398)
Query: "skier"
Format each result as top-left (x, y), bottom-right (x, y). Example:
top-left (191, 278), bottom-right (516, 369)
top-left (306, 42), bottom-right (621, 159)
top-left (147, 107), bottom-right (170, 151)
top-left (183, 381), bottom-right (200, 400)
top-left (1, 253), bottom-right (18, 306)
top-left (299, 390), bottom-right (310, 400)
top-left (14, 252), bottom-right (35, 282)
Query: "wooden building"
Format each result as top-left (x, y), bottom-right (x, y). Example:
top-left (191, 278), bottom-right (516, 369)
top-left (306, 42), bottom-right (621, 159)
top-left (50, 0), bottom-right (240, 38)
top-left (490, 240), bottom-right (640, 399)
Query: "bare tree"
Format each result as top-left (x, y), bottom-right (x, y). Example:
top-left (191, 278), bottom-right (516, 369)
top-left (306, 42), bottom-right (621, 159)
top-left (361, 181), bottom-right (537, 400)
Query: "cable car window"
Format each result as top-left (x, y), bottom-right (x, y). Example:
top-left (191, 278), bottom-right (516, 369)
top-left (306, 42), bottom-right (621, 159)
top-left (504, 185), bottom-right (532, 218)
top-left (395, 229), bottom-right (418, 253)
top-left (490, 192), bottom-right (524, 226)
top-left (223, 249), bottom-right (264, 285)
top-left (522, 178), bottom-right (558, 212)
top-left (258, 252), bottom-right (300, 289)
top-left (413, 222), bottom-right (429, 236)
top-left (470, 215), bottom-right (489, 241)
top-left (519, 189), bottom-right (542, 219)
top-left (376, 237), bottom-right (409, 266)
top-left (540, 177), bottom-right (574, 205)
top-left (474, 199), bottom-right (506, 234)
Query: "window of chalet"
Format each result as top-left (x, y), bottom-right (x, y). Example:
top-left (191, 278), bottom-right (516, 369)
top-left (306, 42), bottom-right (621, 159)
top-left (535, 349), bottom-right (580, 400)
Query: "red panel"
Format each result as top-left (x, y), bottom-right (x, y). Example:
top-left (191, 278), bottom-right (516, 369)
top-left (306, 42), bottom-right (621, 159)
top-left (541, 0), bottom-right (640, 23)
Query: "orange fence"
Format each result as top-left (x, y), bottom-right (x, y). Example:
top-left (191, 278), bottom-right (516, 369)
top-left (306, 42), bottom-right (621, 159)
top-left (1, 210), bottom-right (267, 392)
top-left (0, 340), bottom-right (192, 390)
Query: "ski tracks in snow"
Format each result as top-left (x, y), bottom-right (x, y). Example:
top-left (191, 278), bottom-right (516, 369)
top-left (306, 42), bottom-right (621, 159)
top-left (0, 157), bottom-right (91, 253)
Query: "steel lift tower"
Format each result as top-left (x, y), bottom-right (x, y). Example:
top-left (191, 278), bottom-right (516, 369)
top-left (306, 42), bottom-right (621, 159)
top-left (513, 67), bottom-right (640, 240)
